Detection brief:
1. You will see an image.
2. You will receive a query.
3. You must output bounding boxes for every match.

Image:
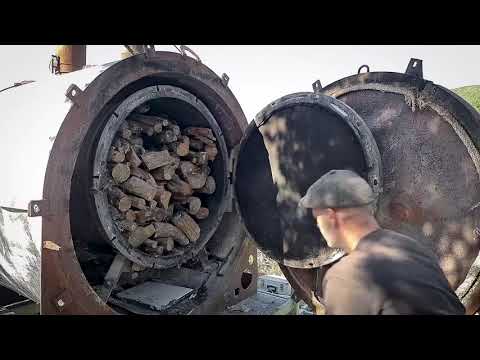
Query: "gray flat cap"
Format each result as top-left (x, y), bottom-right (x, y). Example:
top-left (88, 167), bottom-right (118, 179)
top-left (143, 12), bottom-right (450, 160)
top-left (299, 170), bottom-right (376, 209)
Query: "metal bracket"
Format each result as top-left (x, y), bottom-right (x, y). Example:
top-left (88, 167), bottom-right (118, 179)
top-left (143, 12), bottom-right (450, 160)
top-left (405, 58), bottom-right (423, 79)
top-left (312, 80), bottom-right (322, 94)
top-left (358, 64), bottom-right (370, 74)
top-left (65, 84), bottom-right (83, 106)
top-left (174, 45), bottom-right (202, 63)
top-left (225, 145), bottom-right (238, 213)
top-left (28, 200), bottom-right (49, 217)
top-left (221, 73), bottom-right (230, 87)
top-left (96, 254), bottom-right (130, 302)
top-left (49, 55), bottom-right (61, 75)
top-left (143, 45), bottom-right (156, 58)
top-left (54, 289), bottom-right (72, 312)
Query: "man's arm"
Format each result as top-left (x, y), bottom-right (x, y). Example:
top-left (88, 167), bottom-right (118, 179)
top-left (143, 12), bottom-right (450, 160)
top-left (322, 275), bottom-right (380, 315)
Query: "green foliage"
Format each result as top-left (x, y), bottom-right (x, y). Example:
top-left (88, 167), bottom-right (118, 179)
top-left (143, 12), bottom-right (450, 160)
top-left (453, 86), bottom-right (480, 113)
top-left (257, 249), bottom-right (283, 276)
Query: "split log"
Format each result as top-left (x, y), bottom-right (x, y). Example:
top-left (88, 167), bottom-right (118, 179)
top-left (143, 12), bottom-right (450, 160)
top-left (125, 209), bottom-right (137, 222)
top-left (116, 220), bottom-right (137, 233)
top-left (128, 224), bottom-right (156, 248)
top-left (184, 127), bottom-right (216, 141)
top-left (130, 166), bottom-right (156, 186)
top-left (204, 144), bottom-right (218, 161)
top-left (110, 149), bottom-right (125, 163)
top-left (135, 209), bottom-right (155, 225)
top-left (189, 138), bottom-right (204, 151)
top-left (126, 148), bottom-right (142, 168)
top-left (111, 163), bottom-right (131, 184)
top-left (154, 185), bottom-right (172, 209)
top-left (107, 187), bottom-right (132, 212)
top-left (151, 165), bottom-right (175, 181)
top-left (172, 211), bottom-right (201, 242)
top-left (194, 207), bottom-right (209, 220)
top-left (141, 150), bottom-right (174, 170)
top-left (121, 176), bottom-right (158, 201)
top-left (199, 176), bottom-right (216, 195)
top-left (187, 197), bottom-right (201, 215)
top-left (167, 174), bottom-right (193, 196)
top-left (179, 161), bottom-right (207, 189)
top-left (135, 208), bottom-right (166, 225)
top-left (129, 114), bottom-right (163, 133)
top-left (153, 130), bottom-right (177, 144)
top-left (150, 158), bottom-right (179, 181)
top-left (128, 195), bottom-right (146, 210)
top-left (153, 222), bottom-right (189, 246)
top-left (192, 134), bottom-right (215, 146)
top-left (186, 151), bottom-right (208, 166)
top-left (157, 237), bottom-right (174, 252)
top-left (169, 136), bottom-right (190, 157)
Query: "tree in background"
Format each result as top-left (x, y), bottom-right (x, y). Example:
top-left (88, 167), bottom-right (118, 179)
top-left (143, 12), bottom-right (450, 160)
top-left (454, 86), bottom-right (480, 112)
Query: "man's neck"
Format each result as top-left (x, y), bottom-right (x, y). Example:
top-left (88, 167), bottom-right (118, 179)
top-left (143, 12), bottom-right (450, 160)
top-left (343, 221), bottom-right (381, 253)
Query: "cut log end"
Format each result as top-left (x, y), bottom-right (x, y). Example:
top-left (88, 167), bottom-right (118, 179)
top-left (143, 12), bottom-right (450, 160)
top-left (112, 163), bottom-right (131, 184)
top-left (126, 148), bottom-right (142, 168)
top-left (199, 176), bottom-right (216, 195)
top-left (128, 224), bottom-right (156, 248)
top-left (141, 150), bottom-right (174, 171)
top-left (121, 176), bottom-right (158, 202)
top-left (154, 222), bottom-right (189, 246)
top-left (172, 211), bottom-right (200, 242)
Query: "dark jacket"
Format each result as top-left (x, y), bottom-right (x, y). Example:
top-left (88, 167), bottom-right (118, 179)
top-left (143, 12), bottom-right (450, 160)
top-left (322, 229), bottom-right (465, 315)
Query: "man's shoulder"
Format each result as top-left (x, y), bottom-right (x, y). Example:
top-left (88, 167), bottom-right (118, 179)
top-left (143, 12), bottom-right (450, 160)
top-left (324, 251), bottom-right (370, 284)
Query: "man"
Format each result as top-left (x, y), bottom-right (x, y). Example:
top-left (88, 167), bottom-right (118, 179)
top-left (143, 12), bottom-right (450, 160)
top-left (299, 169), bottom-right (465, 315)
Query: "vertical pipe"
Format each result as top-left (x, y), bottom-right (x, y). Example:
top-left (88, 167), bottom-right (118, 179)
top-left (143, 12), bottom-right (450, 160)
top-left (55, 45), bottom-right (87, 74)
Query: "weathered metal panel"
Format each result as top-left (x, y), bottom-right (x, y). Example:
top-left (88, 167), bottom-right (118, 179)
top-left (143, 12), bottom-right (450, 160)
top-left (0, 65), bottom-right (111, 302)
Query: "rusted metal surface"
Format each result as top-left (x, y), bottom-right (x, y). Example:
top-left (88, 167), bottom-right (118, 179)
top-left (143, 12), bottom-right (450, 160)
top-left (254, 62), bottom-right (480, 315)
top-left (90, 85), bottom-right (230, 269)
top-left (319, 64), bottom-right (480, 314)
top-left (42, 51), bottom-right (250, 314)
top-left (0, 72), bottom-right (109, 303)
top-left (234, 92), bottom-right (381, 269)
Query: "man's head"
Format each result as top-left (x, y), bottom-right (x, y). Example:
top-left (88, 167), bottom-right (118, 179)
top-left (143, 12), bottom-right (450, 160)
top-left (299, 170), bottom-right (379, 252)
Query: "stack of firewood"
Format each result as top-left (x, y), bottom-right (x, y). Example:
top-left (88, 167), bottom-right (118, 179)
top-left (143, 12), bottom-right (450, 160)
top-left (106, 105), bottom-right (218, 257)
